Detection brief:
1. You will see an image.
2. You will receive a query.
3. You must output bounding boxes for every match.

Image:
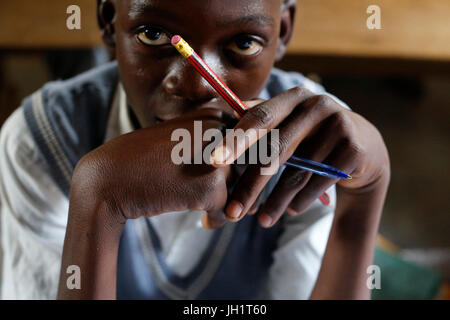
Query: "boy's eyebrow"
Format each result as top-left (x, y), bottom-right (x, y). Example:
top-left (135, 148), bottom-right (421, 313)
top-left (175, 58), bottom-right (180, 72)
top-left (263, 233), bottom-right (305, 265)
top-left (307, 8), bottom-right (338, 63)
top-left (215, 15), bottom-right (275, 28)
top-left (128, 2), bottom-right (180, 20)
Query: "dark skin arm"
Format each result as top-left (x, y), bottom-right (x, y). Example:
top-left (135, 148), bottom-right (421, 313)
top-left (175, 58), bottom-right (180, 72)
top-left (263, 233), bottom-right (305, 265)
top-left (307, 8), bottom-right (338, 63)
top-left (311, 175), bottom-right (389, 299)
top-left (58, 108), bottom-right (235, 299)
top-left (58, 185), bottom-right (124, 299)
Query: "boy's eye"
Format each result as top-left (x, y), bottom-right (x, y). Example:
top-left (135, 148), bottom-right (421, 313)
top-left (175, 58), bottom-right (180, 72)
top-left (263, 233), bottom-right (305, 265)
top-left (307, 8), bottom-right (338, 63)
top-left (137, 27), bottom-right (170, 46)
top-left (228, 37), bottom-right (263, 56)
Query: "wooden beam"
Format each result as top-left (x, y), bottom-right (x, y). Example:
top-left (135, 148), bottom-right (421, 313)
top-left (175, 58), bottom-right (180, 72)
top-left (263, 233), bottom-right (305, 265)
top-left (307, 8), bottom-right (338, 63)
top-left (0, 0), bottom-right (100, 48)
top-left (292, 0), bottom-right (450, 61)
top-left (1, 0), bottom-right (449, 62)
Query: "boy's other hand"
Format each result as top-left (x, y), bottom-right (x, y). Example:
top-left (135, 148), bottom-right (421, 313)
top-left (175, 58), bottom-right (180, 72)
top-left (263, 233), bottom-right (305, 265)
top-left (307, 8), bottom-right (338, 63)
top-left (210, 87), bottom-right (390, 228)
top-left (71, 107), bottom-right (238, 229)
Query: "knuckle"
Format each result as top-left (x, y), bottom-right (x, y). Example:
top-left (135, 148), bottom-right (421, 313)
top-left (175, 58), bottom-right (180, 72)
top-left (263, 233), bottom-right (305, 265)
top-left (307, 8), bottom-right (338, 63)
top-left (270, 134), bottom-right (289, 157)
top-left (330, 111), bottom-right (352, 134)
top-left (248, 104), bottom-right (272, 126)
top-left (341, 137), bottom-right (365, 158)
top-left (316, 94), bottom-right (334, 106)
top-left (290, 86), bottom-right (308, 97)
top-left (302, 94), bottom-right (332, 114)
top-left (283, 170), bottom-right (309, 188)
top-left (289, 85), bottom-right (315, 100)
top-left (310, 94), bottom-right (334, 108)
top-left (189, 198), bottom-right (205, 211)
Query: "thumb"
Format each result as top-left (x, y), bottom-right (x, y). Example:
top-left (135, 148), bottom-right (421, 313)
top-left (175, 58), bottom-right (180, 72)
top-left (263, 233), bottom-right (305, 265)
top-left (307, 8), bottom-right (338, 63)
top-left (201, 210), bottom-right (227, 230)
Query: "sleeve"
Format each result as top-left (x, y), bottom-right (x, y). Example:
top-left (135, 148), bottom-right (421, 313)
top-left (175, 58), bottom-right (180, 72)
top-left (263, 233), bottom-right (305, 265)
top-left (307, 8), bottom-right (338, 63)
top-left (262, 185), bottom-right (336, 300)
top-left (0, 107), bottom-right (69, 299)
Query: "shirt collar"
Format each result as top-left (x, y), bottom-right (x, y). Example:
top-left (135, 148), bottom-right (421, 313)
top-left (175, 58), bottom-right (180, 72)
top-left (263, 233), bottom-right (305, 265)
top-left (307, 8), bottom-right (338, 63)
top-left (103, 82), bottom-right (135, 143)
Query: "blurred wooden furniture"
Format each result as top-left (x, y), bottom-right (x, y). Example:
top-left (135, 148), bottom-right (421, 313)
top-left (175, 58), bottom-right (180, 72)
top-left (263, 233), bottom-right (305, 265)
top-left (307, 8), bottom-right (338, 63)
top-left (1, 0), bottom-right (450, 62)
top-left (292, 0), bottom-right (450, 62)
top-left (0, 0), bottom-right (101, 49)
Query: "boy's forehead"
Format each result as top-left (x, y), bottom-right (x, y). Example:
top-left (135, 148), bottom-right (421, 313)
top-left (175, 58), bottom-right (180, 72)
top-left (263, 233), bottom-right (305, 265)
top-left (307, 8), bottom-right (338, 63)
top-left (119, 0), bottom-right (283, 21)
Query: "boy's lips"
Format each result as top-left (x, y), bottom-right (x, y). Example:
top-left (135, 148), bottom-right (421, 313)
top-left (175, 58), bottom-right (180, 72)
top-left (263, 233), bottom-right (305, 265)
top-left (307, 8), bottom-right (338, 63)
top-left (151, 96), bottom-right (245, 125)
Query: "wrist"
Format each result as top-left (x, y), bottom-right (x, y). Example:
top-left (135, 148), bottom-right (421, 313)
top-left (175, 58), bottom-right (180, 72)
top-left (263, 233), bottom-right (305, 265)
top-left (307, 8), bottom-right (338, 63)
top-left (334, 171), bottom-right (390, 238)
top-left (340, 162), bottom-right (390, 195)
top-left (59, 177), bottom-right (125, 299)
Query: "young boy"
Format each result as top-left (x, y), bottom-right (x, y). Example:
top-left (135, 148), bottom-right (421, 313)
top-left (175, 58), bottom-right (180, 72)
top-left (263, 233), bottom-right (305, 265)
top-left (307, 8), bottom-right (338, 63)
top-left (0, 0), bottom-right (390, 299)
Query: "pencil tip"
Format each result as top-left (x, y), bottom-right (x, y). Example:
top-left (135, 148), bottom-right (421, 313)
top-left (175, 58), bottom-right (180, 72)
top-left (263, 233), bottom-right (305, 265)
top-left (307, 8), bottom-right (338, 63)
top-left (347, 175), bottom-right (352, 180)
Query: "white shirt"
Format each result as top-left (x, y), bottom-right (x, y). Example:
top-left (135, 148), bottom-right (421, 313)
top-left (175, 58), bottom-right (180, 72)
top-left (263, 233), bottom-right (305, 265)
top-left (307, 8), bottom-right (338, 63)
top-left (0, 83), bottom-right (336, 300)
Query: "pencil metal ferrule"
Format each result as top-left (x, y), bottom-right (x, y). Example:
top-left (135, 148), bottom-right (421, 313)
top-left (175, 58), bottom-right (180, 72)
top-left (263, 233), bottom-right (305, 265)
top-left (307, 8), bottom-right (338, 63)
top-left (172, 36), bottom-right (194, 58)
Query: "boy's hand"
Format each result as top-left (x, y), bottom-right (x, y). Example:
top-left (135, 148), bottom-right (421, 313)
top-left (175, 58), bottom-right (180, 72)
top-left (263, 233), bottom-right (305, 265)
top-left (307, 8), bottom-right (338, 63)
top-left (71, 108), bottom-right (237, 228)
top-left (210, 86), bottom-right (390, 228)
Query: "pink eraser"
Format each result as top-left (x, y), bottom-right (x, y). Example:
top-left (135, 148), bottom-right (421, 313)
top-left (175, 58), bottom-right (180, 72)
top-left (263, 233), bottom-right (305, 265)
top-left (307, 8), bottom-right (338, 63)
top-left (171, 35), bottom-right (182, 45)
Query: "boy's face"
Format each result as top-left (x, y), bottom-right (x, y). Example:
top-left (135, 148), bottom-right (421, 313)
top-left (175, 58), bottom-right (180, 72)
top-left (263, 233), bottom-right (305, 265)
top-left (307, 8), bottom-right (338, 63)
top-left (110, 0), bottom-right (289, 128)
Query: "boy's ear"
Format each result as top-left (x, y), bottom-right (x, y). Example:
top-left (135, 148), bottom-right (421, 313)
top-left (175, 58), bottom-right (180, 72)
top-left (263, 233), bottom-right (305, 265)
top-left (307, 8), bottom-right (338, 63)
top-left (275, 0), bottom-right (297, 62)
top-left (97, 0), bottom-right (117, 48)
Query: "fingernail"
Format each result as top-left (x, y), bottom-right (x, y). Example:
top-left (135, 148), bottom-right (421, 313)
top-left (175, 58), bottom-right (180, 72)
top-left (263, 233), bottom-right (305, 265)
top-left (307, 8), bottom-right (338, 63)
top-left (259, 213), bottom-right (273, 228)
top-left (287, 208), bottom-right (299, 216)
top-left (226, 200), bottom-right (243, 219)
top-left (211, 145), bottom-right (231, 164)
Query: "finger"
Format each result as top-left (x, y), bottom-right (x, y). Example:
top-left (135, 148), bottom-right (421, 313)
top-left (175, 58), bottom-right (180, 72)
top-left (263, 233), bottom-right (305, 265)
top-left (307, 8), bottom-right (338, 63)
top-left (288, 139), bottom-right (362, 215)
top-left (245, 99), bottom-right (266, 109)
top-left (224, 96), bottom-right (341, 224)
top-left (234, 99), bottom-right (266, 119)
top-left (210, 87), bottom-right (316, 167)
top-left (224, 164), bottom-right (274, 221)
top-left (227, 167), bottom-right (263, 218)
top-left (258, 168), bottom-right (311, 227)
top-left (202, 210), bottom-right (228, 230)
top-left (234, 189), bottom-right (264, 217)
top-left (247, 192), bottom-right (263, 215)
top-left (258, 114), bottom-right (345, 227)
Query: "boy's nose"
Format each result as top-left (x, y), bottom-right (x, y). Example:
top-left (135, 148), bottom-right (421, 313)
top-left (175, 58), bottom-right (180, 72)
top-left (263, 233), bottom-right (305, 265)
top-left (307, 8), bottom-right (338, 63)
top-left (162, 52), bottom-right (222, 104)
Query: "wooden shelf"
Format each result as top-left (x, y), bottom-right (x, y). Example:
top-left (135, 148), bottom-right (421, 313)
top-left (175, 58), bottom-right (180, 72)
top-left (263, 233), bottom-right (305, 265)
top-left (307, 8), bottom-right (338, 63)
top-left (1, 0), bottom-right (450, 61)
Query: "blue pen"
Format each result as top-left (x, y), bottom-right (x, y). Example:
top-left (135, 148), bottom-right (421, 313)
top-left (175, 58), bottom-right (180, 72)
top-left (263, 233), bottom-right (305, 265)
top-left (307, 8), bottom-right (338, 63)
top-left (285, 155), bottom-right (351, 180)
